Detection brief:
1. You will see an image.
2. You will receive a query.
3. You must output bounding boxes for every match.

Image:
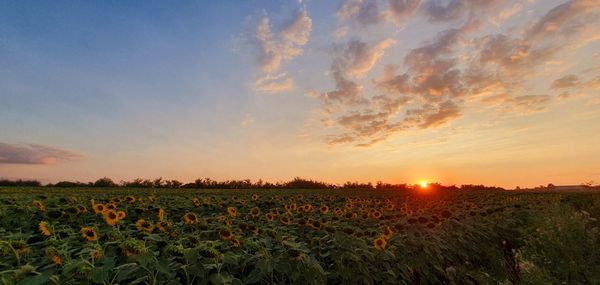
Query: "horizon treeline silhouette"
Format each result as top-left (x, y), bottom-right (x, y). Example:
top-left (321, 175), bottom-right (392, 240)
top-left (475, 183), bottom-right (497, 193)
top-left (0, 177), bottom-right (508, 191)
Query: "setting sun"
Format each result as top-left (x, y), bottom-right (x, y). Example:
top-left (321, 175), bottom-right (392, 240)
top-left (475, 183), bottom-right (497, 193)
top-left (420, 181), bottom-right (428, 188)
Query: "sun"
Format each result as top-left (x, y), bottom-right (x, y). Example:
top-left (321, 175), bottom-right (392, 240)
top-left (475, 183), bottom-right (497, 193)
top-left (419, 180), bottom-right (428, 188)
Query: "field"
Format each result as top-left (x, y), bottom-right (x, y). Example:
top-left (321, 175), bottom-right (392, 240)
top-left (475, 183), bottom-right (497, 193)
top-left (0, 187), bottom-right (599, 285)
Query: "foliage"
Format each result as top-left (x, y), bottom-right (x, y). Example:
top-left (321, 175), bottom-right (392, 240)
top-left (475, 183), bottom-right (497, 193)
top-left (0, 187), bottom-right (598, 284)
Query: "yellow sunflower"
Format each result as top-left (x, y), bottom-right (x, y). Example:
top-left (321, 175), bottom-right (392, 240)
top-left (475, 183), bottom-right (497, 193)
top-left (80, 227), bottom-right (98, 241)
top-left (227, 207), bottom-right (237, 218)
top-left (38, 221), bottom-right (52, 237)
top-left (92, 203), bottom-right (106, 214)
top-left (382, 226), bottom-right (393, 240)
top-left (320, 205), bottom-right (329, 214)
top-left (374, 236), bottom-right (387, 250)
top-left (158, 208), bottom-right (165, 222)
top-left (32, 200), bottom-right (45, 212)
top-left (117, 210), bottom-right (126, 221)
top-left (265, 213), bottom-right (275, 222)
top-left (182, 212), bottom-right (197, 225)
top-left (103, 210), bottom-right (119, 226)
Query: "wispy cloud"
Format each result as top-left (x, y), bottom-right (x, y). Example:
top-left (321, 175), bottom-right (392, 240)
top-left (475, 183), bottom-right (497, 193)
top-left (252, 5), bottom-right (312, 94)
top-left (0, 142), bottom-right (83, 165)
top-left (312, 0), bottom-right (600, 146)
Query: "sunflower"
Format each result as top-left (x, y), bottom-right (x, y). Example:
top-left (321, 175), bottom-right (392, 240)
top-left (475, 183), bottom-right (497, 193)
top-left (11, 241), bottom-right (29, 254)
top-left (250, 207), bottom-right (260, 217)
top-left (136, 218), bottom-right (147, 231)
top-left (345, 203), bottom-right (353, 210)
top-left (49, 255), bottom-right (62, 265)
top-left (157, 208), bottom-right (165, 222)
top-left (125, 196), bottom-right (136, 204)
top-left (117, 210), bottom-right (126, 220)
top-left (230, 237), bottom-right (241, 247)
top-left (192, 198), bottom-right (201, 207)
top-left (182, 212), bottom-right (197, 225)
top-left (103, 210), bottom-right (119, 226)
top-left (251, 193), bottom-right (259, 201)
top-left (265, 213), bottom-right (275, 222)
top-left (38, 221), bottom-right (52, 237)
top-left (373, 236), bottom-right (387, 250)
top-left (334, 208), bottom-right (343, 217)
top-left (219, 228), bottom-right (233, 240)
top-left (372, 211), bottom-right (382, 219)
top-left (280, 216), bottom-right (292, 225)
top-left (32, 200), bottom-right (45, 212)
top-left (92, 203), bottom-right (106, 214)
top-left (227, 207), bottom-right (237, 218)
top-left (106, 203), bottom-right (116, 210)
top-left (80, 227), bottom-right (98, 241)
top-left (382, 226), bottom-right (393, 240)
top-left (77, 205), bottom-right (88, 213)
top-left (320, 205), bottom-right (329, 214)
top-left (302, 204), bottom-right (313, 213)
top-left (135, 219), bottom-right (154, 233)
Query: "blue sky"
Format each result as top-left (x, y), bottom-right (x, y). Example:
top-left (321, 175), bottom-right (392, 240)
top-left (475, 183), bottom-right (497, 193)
top-left (1, 0), bottom-right (599, 187)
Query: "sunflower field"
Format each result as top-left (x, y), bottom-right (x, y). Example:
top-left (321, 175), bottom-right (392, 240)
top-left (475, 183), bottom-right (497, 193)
top-left (0, 187), bottom-right (599, 285)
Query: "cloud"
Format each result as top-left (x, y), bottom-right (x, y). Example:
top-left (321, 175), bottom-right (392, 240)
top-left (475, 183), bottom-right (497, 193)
top-left (336, 0), bottom-right (421, 28)
top-left (255, 8), bottom-right (312, 73)
top-left (254, 73), bottom-right (294, 93)
top-left (0, 142), bottom-right (82, 165)
top-left (421, 0), bottom-right (505, 22)
top-left (252, 6), bottom-right (312, 93)
top-left (320, 70), bottom-right (365, 106)
top-left (525, 0), bottom-right (600, 44)
top-left (481, 93), bottom-right (551, 113)
top-left (303, 0), bottom-right (599, 146)
top-left (416, 100), bottom-right (461, 129)
top-left (385, 0), bottom-right (422, 24)
top-left (333, 38), bottom-right (396, 78)
top-left (337, 0), bottom-right (383, 26)
top-left (552, 74), bottom-right (580, 89)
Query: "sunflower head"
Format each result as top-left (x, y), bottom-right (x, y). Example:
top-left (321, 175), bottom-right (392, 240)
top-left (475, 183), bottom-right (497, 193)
top-left (320, 205), bottom-right (329, 214)
top-left (182, 212), bottom-right (197, 225)
top-left (227, 207), bottom-right (237, 218)
top-left (32, 200), bottom-right (45, 212)
top-left (230, 237), bottom-right (241, 247)
top-left (103, 210), bottom-right (119, 226)
top-left (158, 208), bottom-right (165, 222)
top-left (38, 221), bottom-right (52, 237)
top-left (383, 226), bottom-right (393, 240)
top-left (251, 193), bottom-right (259, 201)
top-left (265, 213), bottom-right (275, 222)
top-left (219, 228), bottom-right (233, 240)
top-left (92, 203), bottom-right (105, 214)
top-left (372, 211), bottom-right (382, 219)
top-left (126, 196), bottom-right (136, 204)
top-left (192, 198), bottom-right (201, 207)
top-left (80, 227), bottom-right (98, 241)
top-left (280, 216), bottom-right (292, 225)
top-left (250, 207), bottom-right (260, 217)
top-left (374, 236), bottom-right (387, 250)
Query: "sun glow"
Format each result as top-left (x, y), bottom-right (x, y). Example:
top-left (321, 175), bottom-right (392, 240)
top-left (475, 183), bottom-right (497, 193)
top-left (420, 180), bottom-right (428, 188)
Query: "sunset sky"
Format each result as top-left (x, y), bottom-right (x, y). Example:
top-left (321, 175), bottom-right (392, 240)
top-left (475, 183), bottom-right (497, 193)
top-left (1, 0), bottom-right (599, 188)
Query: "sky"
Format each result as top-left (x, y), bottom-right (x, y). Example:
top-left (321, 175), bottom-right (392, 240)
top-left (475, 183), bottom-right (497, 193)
top-left (1, 0), bottom-right (599, 188)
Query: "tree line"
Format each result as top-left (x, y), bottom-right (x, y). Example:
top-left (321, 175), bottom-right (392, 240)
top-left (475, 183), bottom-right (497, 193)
top-left (0, 177), bottom-right (509, 191)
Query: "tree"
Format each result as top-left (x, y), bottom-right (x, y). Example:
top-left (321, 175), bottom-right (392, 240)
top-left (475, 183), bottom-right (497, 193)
top-left (93, 177), bottom-right (117, 187)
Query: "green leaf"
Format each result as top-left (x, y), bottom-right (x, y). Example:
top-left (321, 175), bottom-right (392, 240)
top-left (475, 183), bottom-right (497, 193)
top-left (16, 271), bottom-right (52, 285)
